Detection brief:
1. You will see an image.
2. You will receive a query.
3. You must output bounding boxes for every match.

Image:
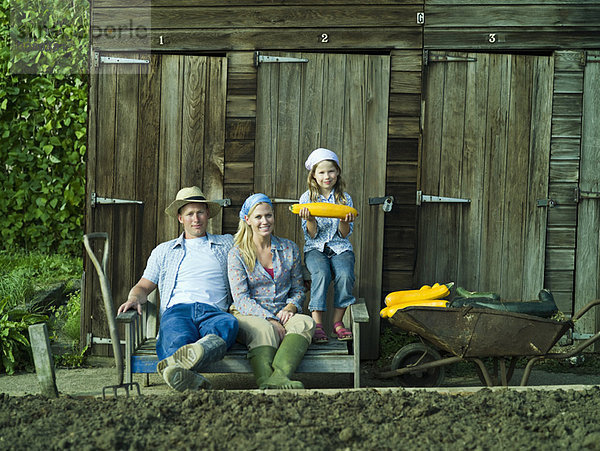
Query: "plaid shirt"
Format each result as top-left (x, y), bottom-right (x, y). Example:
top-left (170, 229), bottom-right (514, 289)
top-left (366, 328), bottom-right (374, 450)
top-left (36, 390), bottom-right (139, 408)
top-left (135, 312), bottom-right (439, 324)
top-left (142, 233), bottom-right (234, 315)
top-left (227, 236), bottom-right (305, 320)
top-left (299, 189), bottom-right (354, 255)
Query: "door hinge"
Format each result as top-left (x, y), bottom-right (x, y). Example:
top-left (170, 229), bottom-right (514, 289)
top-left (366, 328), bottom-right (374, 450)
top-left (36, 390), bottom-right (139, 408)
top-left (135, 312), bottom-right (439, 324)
top-left (91, 192), bottom-right (144, 207)
top-left (536, 198), bottom-right (557, 208)
top-left (416, 191), bottom-right (470, 206)
top-left (424, 50), bottom-right (477, 66)
top-left (254, 51), bottom-right (309, 67)
top-left (369, 196), bottom-right (395, 212)
top-left (574, 187), bottom-right (600, 203)
top-left (93, 52), bottom-right (150, 67)
top-left (585, 52), bottom-right (600, 64)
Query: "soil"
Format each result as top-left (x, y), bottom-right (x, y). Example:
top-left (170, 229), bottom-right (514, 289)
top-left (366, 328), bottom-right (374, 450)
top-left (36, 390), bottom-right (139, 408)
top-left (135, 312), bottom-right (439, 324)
top-left (2, 359), bottom-right (600, 450)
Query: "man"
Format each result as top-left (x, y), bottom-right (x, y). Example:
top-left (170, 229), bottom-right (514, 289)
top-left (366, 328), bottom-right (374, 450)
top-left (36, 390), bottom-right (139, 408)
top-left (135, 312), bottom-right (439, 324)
top-left (117, 186), bottom-right (238, 392)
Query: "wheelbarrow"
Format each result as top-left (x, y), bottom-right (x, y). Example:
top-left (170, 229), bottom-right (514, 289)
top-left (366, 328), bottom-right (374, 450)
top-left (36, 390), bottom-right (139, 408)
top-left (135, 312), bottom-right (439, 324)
top-left (377, 298), bottom-right (600, 387)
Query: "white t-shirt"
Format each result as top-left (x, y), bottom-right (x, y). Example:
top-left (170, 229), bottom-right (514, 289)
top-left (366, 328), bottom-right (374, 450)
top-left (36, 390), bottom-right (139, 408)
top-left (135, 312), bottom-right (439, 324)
top-left (168, 236), bottom-right (229, 311)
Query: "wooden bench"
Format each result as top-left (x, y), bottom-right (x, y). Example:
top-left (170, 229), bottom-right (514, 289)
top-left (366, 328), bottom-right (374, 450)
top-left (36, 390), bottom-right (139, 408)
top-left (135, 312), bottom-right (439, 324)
top-left (117, 293), bottom-right (370, 388)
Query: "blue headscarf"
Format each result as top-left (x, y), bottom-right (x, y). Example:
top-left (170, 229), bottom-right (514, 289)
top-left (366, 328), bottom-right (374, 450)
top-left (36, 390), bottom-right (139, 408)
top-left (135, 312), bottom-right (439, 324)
top-left (239, 193), bottom-right (273, 219)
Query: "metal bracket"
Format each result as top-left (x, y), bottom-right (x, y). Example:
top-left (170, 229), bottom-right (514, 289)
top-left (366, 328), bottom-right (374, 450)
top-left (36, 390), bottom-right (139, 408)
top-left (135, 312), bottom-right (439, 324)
top-left (271, 198), bottom-right (299, 203)
top-left (254, 51), bottom-right (309, 67)
top-left (574, 187), bottom-right (600, 203)
top-left (93, 52), bottom-right (150, 67)
top-left (536, 198), bottom-right (556, 208)
top-left (416, 190), bottom-right (471, 206)
top-left (424, 52), bottom-right (477, 65)
top-left (368, 196), bottom-right (395, 212)
top-left (214, 198), bottom-right (232, 207)
top-left (91, 192), bottom-right (144, 207)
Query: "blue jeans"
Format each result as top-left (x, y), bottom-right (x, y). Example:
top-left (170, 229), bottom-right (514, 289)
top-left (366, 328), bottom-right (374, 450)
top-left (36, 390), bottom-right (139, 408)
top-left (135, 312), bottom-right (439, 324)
top-left (156, 303), bottom-right (238, 361)
top-left (305, 249), bottom-right (355, 312)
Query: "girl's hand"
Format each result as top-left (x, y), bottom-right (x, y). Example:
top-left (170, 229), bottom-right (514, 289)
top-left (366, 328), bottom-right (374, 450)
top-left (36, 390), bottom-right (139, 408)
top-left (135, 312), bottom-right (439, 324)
top-left (298, 207), bottom-right (315, 221)
top-left (341, 212), bottom-right (355, 223)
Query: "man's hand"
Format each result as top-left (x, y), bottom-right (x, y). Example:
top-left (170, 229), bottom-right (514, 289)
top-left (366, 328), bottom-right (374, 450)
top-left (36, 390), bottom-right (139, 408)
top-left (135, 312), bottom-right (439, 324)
top-left (117, 298), bottom-right (143, 315)
top-left (117, 278), bottom-right (156, 316)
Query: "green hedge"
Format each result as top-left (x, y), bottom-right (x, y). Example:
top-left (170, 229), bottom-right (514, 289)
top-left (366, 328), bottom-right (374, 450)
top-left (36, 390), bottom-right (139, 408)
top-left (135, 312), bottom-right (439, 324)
top-left (0, 0), bottom-right (89, 255)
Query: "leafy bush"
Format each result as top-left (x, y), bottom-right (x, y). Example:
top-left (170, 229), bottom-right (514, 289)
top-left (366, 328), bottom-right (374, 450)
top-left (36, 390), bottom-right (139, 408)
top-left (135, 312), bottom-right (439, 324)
top-left (0, 0), bottom-right (89, 255)
top-left (0, 297), bottom-right (47, 374)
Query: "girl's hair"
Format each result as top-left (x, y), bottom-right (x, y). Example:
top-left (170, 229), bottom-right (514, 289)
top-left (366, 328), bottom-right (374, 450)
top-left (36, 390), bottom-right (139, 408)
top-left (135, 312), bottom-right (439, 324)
top-left (233, 202), bottom-right (272, 271)
top-left (306, 160), bottom-right (348, 204)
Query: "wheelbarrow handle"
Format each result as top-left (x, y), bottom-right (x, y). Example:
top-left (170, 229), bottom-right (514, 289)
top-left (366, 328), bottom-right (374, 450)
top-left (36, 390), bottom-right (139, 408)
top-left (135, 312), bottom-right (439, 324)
top-left (571, 298), bottom-right (600, 321)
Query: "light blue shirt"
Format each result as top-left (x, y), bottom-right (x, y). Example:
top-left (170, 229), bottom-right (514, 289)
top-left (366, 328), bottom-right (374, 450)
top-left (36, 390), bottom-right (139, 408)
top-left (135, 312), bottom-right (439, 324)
top-left (142, 233), bottom-right (234, 315)
top-left (299, 189), bottom-right (354, 255)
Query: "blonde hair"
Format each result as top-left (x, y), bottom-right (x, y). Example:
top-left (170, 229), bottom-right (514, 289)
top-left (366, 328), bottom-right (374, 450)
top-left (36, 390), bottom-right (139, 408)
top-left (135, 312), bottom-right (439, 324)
top-left (306, 160), bottom-right (348, 204)
top-left (233, 202), bottom-right (273, 272)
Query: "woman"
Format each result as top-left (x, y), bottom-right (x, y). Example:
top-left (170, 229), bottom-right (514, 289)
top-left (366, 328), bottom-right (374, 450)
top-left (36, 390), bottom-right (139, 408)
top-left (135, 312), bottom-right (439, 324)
top-left (228, 193), bottom-right (315, 389)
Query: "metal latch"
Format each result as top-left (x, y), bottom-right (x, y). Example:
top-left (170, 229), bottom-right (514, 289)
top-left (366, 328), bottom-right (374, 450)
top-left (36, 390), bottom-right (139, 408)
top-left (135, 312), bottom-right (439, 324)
top-left (574, 187), bottom-right (600, 203)
top-left (91, 192), bottom-right (143, 207)
top-left (254, 51), bottom-right (309, 67)
top-left (416, 191), bottom-right (471, 206)
top-left (536, 198), bottom-right (556, 208)
top-left (214, 199), bottom-right (232, 207)
top-left (369, 196), bottom-right (394, 212)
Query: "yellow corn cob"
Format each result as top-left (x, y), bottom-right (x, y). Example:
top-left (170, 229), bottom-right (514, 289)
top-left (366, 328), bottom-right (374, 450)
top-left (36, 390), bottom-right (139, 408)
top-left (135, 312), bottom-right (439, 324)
top-left (289, 202), bottom-right (359, 219)
top-left (384, 282), bottom-right (453, 306)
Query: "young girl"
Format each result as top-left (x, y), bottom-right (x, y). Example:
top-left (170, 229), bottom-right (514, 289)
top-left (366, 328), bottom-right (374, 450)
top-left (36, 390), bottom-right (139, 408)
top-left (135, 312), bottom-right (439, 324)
top-left (298, 148), bottom-right (356, 343)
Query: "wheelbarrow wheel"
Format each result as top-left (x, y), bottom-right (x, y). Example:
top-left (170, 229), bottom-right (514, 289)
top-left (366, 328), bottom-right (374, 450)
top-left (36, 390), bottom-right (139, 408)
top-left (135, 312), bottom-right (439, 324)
top-left (391, 342), bottom-right (445, 387)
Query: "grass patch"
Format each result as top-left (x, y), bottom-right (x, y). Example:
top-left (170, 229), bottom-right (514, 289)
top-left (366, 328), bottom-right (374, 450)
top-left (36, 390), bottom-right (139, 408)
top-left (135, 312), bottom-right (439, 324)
top-left (0, 250), bottom-right (82, 308)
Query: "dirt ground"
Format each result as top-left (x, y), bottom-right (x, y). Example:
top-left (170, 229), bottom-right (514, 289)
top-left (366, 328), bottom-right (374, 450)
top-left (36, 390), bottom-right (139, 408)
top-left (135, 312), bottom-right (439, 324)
top-left (2, 358), bottom-right (600, 450)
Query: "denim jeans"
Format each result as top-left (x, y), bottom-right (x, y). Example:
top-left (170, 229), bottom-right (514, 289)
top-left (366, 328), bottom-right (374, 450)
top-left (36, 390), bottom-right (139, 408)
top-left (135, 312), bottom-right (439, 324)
top-left (305, 249), bottom-right (355, 312)
top-left (156, 302), bottom-right (238, 361)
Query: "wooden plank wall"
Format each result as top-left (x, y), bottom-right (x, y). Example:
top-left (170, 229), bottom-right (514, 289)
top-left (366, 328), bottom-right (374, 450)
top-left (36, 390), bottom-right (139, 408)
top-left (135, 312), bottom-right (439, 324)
top-left (91, 1), bottom-right (423, 52)
top-left (88, 1), bottom-right (425, 314)
top-left (424, 1), bottom-right (600, 50)
top-left (384, 50), bottom-right (421, 293)
top-left (547, 51), bottom-right (584, 314)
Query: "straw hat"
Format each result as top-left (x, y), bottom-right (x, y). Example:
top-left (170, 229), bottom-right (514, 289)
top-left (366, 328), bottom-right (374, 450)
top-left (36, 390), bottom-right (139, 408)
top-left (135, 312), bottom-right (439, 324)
top-left (165, 186), bottom-right (221, 218)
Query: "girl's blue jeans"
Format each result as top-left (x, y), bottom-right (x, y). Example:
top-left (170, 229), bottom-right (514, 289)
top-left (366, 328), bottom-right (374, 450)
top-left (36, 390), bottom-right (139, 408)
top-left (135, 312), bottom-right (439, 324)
top-left (156, 302), bottom-right (238, 360)
top-left (305, 249), bottom-right (356, 312)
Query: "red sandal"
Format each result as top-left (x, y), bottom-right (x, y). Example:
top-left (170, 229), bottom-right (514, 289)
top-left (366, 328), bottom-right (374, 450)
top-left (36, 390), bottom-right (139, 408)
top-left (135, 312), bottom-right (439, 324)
top-left (332, 321), bottom-right (353, 341)
top-left (313, 323), bottom-right (329, 344)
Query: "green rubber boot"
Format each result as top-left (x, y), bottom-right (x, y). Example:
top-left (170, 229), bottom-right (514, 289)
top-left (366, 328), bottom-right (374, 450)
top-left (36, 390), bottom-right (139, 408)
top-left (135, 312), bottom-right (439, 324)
top-left (259, 334), bottom-right (310, 390)
top-left (247, 346), bottom-right (276, 388)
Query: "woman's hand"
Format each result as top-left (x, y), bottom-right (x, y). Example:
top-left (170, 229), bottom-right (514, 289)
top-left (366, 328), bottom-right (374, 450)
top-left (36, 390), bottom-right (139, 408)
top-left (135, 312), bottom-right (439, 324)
top-left (277, 309), bottom-right (295, 325)
top-left (268, 318), bottom-right (286, 341)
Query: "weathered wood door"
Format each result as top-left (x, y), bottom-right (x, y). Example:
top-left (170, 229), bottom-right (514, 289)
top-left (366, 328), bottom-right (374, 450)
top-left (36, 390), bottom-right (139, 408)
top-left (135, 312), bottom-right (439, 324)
top-left (256, 52), bottom-right (390, 359)
top-left (84, 53), bottom-right (227, 345)
top-left (417, 52), bottom-right (554, 300)
top-left (574, 50), bottom-right (600, 337)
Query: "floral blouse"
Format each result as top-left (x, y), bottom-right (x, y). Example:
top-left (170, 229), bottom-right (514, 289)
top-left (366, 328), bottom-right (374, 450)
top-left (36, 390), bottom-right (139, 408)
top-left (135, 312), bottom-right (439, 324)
top-left (227, 235), bottom-right (305, 320)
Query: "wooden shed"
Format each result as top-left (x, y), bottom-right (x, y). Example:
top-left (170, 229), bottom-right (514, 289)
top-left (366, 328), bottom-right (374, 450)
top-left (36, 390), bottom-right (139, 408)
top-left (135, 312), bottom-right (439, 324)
top-left (84, 0), bottom-right (424, 359)
top-left (417, 1), bottom-right (600, 342)
top-left (84, 0), bottom-right (600, 360)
